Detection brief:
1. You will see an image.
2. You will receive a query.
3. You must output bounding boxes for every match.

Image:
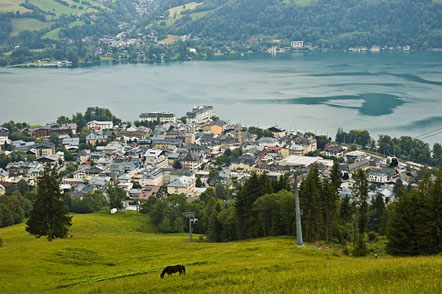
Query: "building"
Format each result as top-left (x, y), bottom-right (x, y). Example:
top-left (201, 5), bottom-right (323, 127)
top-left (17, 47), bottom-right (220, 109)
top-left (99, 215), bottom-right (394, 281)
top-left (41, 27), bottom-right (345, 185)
top-left (257, 137), bottom-right (279, 147)
top-left (279, 155), bottom-right (320, 168)
top-left (139, 186), bottom-right (162, 200)
top-left (267, 126), bottom-right (286, 138)
top-left (34, 142), bottom-right (55, 157)
top-left (144, 149), bottom-right (168, 169)
top-left (184, 133), bottom-right (195, 146)
top-left (370, 45), bottom-right (381, 52)
top-left (86, 131), bottom-right (109, 146)
top-left (0, 127), bottom-right (9, 146)
top-left (201, 121), bottom-right (226, 135)
top-left (0, 169), bottom-right (9, 181)
top-left (291, 41), bottom-right (304, 48)
top-left (139, 168), bottom-right (164, 187)
top-left (167, 176), bottom-right (196, 197)
top-left (230, 155), bottom-right (256, 171)
top-left (281, 144), bottom-right (305, 157)
top-left (139, 112), bottom-right (176, 123)
top-left (27, 123), bottom-right (77, 138)
top-left (346, 150), bottom-right (368, 162)
top-left (368, 169), bottom-right (388, 183)
top-left (187, 106), bottom-right (214, 124)
top-left (181, 152), bottom-right (201, 170)
top-left (87, 120), bottom-right (114, 130)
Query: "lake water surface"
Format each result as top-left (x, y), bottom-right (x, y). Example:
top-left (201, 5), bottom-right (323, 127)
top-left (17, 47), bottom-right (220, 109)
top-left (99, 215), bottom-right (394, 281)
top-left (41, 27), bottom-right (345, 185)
top-left (1, 51), bottom-right (441, 143)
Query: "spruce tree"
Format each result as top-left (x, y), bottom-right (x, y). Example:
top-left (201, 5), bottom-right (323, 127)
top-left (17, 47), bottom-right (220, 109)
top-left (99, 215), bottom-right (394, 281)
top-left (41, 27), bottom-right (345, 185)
top-left (352, 169), bottom-right (369, 255)
top-left (299, 166), bottom-right (322, 242)
top-left (352, 169), bottom-right (369, 234)
top-left (330, 159), bottom-right (342, 191)
top-left (321, 178), bottom-right (338, 241)
top-left (386, 188), bottom-right (422, 255)
top-left (206, 198), bottom-right (223, 242)
top-left (416, 168), bottom-right (442, 254)
top-left (367, 194), bottom-right (386, 234)
top-left (235, 173), bottom-right (272, 239)
top-left (26, 165), bottom-right (72, 241)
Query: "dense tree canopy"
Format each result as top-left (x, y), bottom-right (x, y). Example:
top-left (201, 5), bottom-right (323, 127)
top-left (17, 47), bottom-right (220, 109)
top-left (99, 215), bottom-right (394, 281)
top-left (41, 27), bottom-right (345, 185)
top-left (25, 165), bottom-right (72, 241)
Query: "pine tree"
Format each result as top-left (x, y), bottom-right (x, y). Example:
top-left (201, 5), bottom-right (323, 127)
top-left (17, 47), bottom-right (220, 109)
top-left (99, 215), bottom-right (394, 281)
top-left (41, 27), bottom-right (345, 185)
top-left (367, 194), bottom-right (386, 234)
top-left (25, 165), bottom-right (72, 241)
top-left (416, 168), bottom-right (442, 254)
top-left (386, 188), bottom-right (422, 255)
top-left (321, 178), bottom-right (338, 241)
top-left (299, 166), bottom-right (322, 242)
top-left (206, 198), bottom-right (223, 242)
top-left (330, 159), bottom-right (342, 191)
top-left (351, 169), bottom-right (369, 256)
top-left (235, 173), bottom-right (272, 239)
top-left (352, 169), bottom-right (369, 235)
top-left (339, 196), bottom-right (353, 224)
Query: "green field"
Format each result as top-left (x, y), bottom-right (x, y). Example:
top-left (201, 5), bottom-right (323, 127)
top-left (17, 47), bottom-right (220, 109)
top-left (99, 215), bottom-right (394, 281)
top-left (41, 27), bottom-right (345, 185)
top-left (43, 27), bottom-right (61, 39)
top-left (0, 0), bottom-right (103, 16)
top-left (158, 34), bottom-right (180, 45)
top-left (0, 0), bottom-right (31, 13)
top-left (163, 2), bottom-right (203, 26)
top-left (29, 0), bottom-right (97, 17)
top-left (0, 212), bottom-right (441, 294)
top-left (11, 18), bottom-right (53, 36)
top-left (42, 20), bottom-right (84, 39)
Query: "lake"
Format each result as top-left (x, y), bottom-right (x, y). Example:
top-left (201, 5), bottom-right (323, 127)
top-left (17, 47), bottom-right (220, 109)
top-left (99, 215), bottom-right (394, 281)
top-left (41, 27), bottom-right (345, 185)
top-left (1, 51), bottom-right (441, 143)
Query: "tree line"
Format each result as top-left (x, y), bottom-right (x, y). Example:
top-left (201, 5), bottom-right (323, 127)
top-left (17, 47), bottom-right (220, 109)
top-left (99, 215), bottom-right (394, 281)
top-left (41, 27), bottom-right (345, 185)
top-left (141, 159), bottom-right (441, 256)
top-left (336, 128), bottom-right (442, 167)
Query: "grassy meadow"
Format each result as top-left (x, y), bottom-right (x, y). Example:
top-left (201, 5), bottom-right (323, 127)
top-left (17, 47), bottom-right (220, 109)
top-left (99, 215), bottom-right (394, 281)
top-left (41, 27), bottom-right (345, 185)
top-left (0, 212), bottom-right (441, 294)
top-left (11, 18), bottom-right (53, 36)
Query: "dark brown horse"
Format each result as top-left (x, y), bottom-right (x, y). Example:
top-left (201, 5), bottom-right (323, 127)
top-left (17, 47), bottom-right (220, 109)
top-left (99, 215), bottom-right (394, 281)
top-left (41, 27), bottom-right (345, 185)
top-left (160, 265), bottom-right (186, 279)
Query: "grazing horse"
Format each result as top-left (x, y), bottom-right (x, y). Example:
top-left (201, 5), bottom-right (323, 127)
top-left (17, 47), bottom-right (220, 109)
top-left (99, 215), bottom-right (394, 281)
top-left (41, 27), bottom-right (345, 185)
top-left (160, 265), bottom-right (186, 279)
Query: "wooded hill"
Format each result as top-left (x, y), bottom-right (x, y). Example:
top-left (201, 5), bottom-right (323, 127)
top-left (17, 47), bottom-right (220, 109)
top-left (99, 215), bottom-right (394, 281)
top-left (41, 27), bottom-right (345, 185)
top-left (162, 0), bottom-right (442, 48)
top-left (1, 0), bottom-right (442, 65)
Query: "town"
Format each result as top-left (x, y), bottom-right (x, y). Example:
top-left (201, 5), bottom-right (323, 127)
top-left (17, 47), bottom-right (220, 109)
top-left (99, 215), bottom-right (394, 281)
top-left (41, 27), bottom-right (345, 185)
top-left (0, 105), bottom-right (426, 209)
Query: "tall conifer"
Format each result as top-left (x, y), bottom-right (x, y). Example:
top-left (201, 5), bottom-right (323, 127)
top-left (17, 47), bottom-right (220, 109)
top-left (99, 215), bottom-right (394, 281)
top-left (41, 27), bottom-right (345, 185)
top-left (26, 165), bottom-right (72, 241)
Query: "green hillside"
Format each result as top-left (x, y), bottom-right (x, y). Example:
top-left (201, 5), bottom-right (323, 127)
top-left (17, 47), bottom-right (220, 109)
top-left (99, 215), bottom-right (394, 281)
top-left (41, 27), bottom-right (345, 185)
top-left (11, 18), bottom-right (52, 35)
top-left (0, 212), bottom-right (441, 293)
top-left (0, 0), bottom-right (103, 15)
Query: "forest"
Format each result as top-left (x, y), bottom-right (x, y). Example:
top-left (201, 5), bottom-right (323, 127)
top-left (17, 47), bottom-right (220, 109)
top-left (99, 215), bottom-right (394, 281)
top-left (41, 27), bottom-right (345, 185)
top-left (1, 0), bottom-right (442, 66)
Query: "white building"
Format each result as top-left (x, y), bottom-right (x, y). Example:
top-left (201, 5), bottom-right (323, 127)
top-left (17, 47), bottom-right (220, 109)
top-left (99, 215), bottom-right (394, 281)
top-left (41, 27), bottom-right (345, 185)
top-left (187, 106), bottom-right (214, 124)
top-left (368, 171), bottom-right (388, 183)
top-left (167, 176), bottom-right (196, 197)
top-left (291, 41), bottom-right (304, 48)
top-left (144, 149), bottom-right (168, 169)
top-left (87, 120), bottom-right (114, 130)
top-left (139, 112), bottom-right (176, 123)
top-left (139, 168), bottom-right (164, 187)
top-left (279, 155), bottom-right (321, 167)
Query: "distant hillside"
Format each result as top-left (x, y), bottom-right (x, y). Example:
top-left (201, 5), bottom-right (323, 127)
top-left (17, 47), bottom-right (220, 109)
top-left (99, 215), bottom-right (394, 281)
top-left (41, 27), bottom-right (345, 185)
top-left (162, 0), bottom-right (442, 48)
top-left (1, 0), bottom-right (442, 66)
top-left (0, 212), bottom-right (441, 293)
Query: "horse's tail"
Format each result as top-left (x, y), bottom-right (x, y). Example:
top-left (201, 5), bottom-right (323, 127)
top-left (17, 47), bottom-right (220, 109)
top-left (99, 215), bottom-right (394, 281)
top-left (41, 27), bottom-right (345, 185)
top-left (182, 265), bottom-right (186, 274)
top-left (160, 267), bottom-right (168, 279)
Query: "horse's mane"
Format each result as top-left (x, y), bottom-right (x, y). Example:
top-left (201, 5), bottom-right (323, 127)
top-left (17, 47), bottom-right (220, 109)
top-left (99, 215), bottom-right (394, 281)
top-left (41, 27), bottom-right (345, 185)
top-left (160, 267), bottom-right (169, 279)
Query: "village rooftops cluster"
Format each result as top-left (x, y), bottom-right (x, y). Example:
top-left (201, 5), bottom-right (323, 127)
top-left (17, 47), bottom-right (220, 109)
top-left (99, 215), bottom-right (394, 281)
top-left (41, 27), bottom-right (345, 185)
top-left (0, 106), bottom-right (421, 208)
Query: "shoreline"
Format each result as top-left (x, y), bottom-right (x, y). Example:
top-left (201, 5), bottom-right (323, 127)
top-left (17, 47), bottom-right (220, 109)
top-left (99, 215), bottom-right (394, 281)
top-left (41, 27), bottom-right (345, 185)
top-left (3, 49), bottom-right (442, 69)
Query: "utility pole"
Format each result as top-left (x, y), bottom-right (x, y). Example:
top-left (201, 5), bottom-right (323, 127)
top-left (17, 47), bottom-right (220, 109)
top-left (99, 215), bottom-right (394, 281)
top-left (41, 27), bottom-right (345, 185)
top-left (183, 211), bottom-right (196, 243)
top-left (294, 172), bottom-right (304, 247)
